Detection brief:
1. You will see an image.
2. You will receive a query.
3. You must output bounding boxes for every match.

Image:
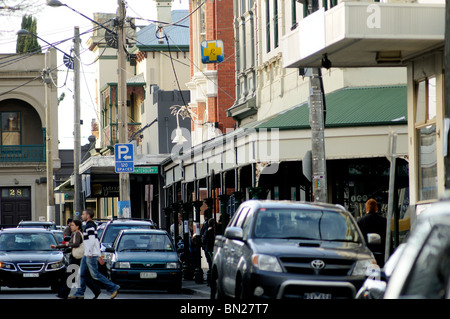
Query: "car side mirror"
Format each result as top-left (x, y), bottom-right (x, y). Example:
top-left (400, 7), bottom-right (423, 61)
top-left (367, 233), bottom-right (381, 245)
top-left (105, 247), bottom-right (115, 253)
top-left (225, 227), bottom-right (244, 241)
top-left (63, 236), bottom-right (71, 242)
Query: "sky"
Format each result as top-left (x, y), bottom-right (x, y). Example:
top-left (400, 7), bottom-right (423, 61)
top-left (0, 0), bottom-right (189, 149)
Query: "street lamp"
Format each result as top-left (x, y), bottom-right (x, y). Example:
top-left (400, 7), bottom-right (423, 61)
top-left (46, 0), bottom-right (116, 36)
top-left (172, 108), bottom-right (188, 145)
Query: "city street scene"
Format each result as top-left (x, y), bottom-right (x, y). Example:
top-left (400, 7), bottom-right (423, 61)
top-left (0, 0), bottom-right (449, 309)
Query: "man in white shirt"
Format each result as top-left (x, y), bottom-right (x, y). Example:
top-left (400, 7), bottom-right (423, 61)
top-left (70, 209), bottom-right (120, 299)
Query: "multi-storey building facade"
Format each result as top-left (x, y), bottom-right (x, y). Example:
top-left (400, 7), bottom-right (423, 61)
top-left (0, 50), bottom-right (60, 225)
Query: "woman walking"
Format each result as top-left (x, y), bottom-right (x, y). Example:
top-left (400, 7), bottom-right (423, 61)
top-left (51, 219), bottom-right (101, 299)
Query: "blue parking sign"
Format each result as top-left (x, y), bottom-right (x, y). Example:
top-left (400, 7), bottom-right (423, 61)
top-left (114, 143), bottom-right (134, 173)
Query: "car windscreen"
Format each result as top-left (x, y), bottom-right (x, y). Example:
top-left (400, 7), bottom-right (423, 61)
top-left (103, 224), bottom-right (152, 244)
top-left (117, 233), bottom-right (175, 252)
top-left (254, 208), bottom-right (362, 243)
top-left (0, 233), bottom-right (58, 251)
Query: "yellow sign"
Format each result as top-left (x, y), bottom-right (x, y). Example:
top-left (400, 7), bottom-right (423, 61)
top-left (201, 40), bottom-right (224, 63)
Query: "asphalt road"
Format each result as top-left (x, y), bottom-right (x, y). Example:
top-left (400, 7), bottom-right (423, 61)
top-left (0, 287), bottom-right (208, 299)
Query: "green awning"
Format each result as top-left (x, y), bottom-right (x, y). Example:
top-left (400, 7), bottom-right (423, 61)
top-left (257, 85), bottom-right (407, 130)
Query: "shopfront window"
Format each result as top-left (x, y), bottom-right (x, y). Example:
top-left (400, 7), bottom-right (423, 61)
top-left (415, 77), bottom-right (438, 201)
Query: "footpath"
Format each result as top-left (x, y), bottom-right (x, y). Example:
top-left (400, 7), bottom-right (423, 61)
top-left (181, 268), bottom-right (211, 298)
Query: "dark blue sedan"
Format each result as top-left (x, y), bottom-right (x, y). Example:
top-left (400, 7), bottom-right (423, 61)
top-left (105, 229), bottom-right (182, 293)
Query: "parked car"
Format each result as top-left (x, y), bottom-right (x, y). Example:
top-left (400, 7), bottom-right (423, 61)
top-left (383, 200), bottom-right (450, 299)
top-left (99, 218), bottom-right (157, 250)
top-left (104, 229), bottom-right (182, 292)
top-left (98, 218), bottom-right (157, 274)
top-left (17, 221), bottom-right (57, 230)
top-left (51, 230), bottom-right (64, 244)
top-left (0, 228), bottom-right (67, 291)
top-left (211, 200), bottom-right (379, 299)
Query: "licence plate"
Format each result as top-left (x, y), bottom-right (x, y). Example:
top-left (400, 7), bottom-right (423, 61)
top-left (304, 292), bottom-right (332, 299)
top-left (23, 273), bottom-right (39, 278)
top-left (140, 272), bottom-right (157, 279)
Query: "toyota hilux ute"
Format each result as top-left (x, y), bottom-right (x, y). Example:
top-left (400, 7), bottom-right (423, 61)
top-left (211, 200), bottom-right (379, 299)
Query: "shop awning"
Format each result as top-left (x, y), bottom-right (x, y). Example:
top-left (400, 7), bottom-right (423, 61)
top-left (257, 85), bottom-right (407, 130)
top-left (164, 85), bottom-right (408, 187)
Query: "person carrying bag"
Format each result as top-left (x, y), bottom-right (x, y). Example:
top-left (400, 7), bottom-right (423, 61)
top-left (51, 219), bottom-right (101, 299)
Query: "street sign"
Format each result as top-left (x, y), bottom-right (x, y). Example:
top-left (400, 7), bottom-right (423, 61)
top-left (114, 143), bottom-right (134, 173)
top-left (132, 166), bottom-right (159, 174)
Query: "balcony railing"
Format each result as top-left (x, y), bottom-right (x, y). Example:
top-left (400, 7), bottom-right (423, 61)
top-left (101, 122), bottom-right (142, 149)
top-left (0, 145), bottom-right (45, 162)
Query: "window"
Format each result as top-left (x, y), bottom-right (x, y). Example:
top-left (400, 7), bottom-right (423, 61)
top-left (273, 0), bottom-right (279, 48)
top-left (415, 77), bottom-right (438, 201)
top-left (291, 0), bottom-right (297, 28)
top-left (232, 207), bottom-right (250, 228)
top-left (198, 0), bottom-right (206, 72)
top-left (1, 112), bottom-right (21, 145)
top-left (253, 208), bottom-right (361, 242)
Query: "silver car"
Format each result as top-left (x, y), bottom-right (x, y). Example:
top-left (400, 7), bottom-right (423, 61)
top-left (384, 200), bottom-right (450, 299)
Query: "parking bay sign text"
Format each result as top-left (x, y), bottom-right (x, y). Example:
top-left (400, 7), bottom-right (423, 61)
top-left (115, 143), bottom-right (134, 173)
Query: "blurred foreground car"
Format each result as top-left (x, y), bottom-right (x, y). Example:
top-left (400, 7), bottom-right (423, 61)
top-left (105, 229), bottom-right (182, 293)
top-left (355, 244), bottom-right (405, 299)
top-left (384, 200), bottom-right (450, 299)
top-left (0, 228), bottom-right (66, 291)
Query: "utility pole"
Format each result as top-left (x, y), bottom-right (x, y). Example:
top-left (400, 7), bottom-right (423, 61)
top-left (309, 68), bottom-right (328, 203)
top-left (306, 0), bottom-right (328, 203)
top-left (117, 0), bottom-right (130, 202)
top-left (73, 26), bottom-right (82, 217)
top-left (44, 48), bottom-right (56, 221)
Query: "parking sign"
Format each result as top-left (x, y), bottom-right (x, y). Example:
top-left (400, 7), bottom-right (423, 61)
top-left (114, 143), bottom-right (134, 173)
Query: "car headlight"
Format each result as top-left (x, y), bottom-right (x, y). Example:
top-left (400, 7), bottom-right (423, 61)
top-left (252, 254), bottom-right (283, 272)
top-left (115, 262), bottom-right (130, 269)
top-left (352, 259), bottom-right (379, 276)
top-left (166, 262), bottom-right (180, 269)
top-left (0, 262), bottom-right (17, 271)
top-left (47, 260), bottom-right (65, 271)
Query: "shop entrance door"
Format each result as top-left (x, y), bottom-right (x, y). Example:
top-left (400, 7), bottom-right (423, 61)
top-left (0, 187), bottom-right (31, 225)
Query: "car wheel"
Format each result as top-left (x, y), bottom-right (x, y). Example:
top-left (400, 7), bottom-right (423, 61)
top-left (168, 281), bottom-right (182, 294)
top-left (210, 269), bottom-right (223, 300)
top-left (235, 274), bottom-right (247, 300)
top-left (50, 283), bottom-right (59, 293)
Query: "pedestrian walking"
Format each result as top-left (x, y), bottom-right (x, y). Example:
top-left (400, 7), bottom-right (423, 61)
top-left (63, 218), bottom-right (73, 238)
top-left (69, 209), bottom-right (120, 299)
top-left (357, 198), bottom-right (387, 267)
top-left (51, 219), bottom-right (101, 299)
top-left (202, 218), bottom-right (216, 271)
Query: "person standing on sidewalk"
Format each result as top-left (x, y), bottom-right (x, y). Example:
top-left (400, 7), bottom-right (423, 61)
top-left (69, 209), bottom-right (120, 299)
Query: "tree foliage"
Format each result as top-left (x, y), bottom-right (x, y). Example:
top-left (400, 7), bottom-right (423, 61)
top-left (16, 15), bottom-right (41, 53)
